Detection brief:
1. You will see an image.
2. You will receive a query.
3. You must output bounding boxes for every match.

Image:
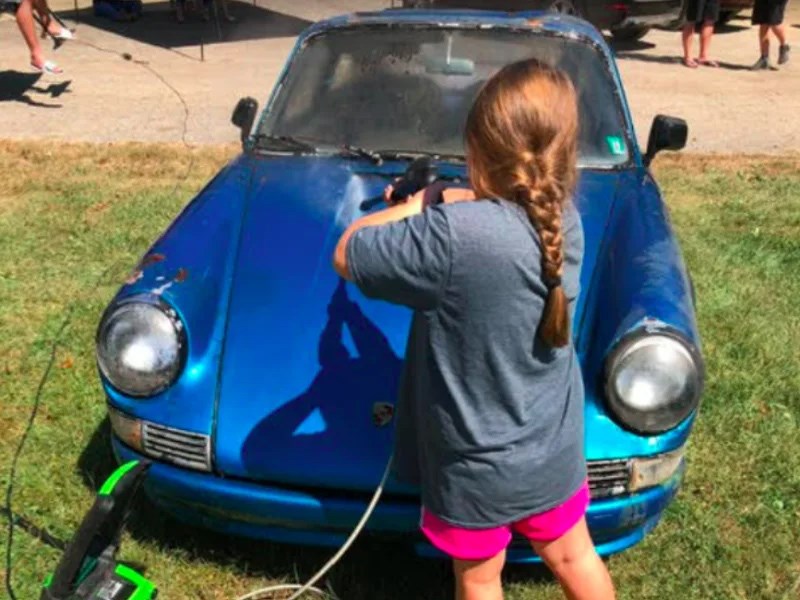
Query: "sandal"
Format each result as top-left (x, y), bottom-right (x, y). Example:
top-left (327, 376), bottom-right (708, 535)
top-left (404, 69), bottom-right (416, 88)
top-left (683, 57), bottom-right (699, 68)
top-left (54, 28), bottom-right (74, 40)
top-left (31, 60), bottom-right (63, 74)
top-left (697, 58), bottom-right (719, 67)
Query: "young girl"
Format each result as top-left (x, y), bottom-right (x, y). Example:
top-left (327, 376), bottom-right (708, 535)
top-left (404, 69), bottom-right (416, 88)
top-left (333, 59), bottom-right (615, 600)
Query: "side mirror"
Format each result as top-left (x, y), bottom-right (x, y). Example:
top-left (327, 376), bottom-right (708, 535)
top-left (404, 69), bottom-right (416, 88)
top-left (644, 115), bottom-right (687, 167)
top-left (231, 97), bottom-right (258, 147)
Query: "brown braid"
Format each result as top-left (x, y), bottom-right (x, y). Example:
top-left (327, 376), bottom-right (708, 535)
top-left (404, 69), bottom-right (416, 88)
top-left (465, 60), bottom-right (579, 347)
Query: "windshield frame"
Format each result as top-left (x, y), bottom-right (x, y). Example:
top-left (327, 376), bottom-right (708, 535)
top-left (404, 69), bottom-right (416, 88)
top-left (253, 22), bottom-right (637, 171)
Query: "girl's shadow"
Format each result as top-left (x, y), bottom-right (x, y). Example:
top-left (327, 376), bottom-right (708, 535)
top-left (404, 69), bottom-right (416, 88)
top-left (240, 280), bottom-right (402, 487)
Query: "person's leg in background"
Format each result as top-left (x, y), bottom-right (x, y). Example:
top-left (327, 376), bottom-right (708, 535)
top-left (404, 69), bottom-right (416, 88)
top-left (681, 0), bottom-right (701, 67)
top-left (33, 0), bottom-right (73, 36)
top-left (530, 518), bottom-right (616, 600)
top-left (773, 23), bottom-right (790, 63)
top-left (697, 18), bottom-right (717, 65)
top-left (753, 24), bottom-right (772, 68)
top-left (682, 22), bottom-right (698, 67)
top-left (771, 24), bottom-right (787, 48)
top-left (770, 0), bottom-right (790, 66)
top-left (30, 0), bottom-right (51, 32)
top-left (14, 0), bottom-right (60, 71)
top-left (453, 551), bottom-right (505, 600)
top-left (760, 23), bottom-right (771, 58)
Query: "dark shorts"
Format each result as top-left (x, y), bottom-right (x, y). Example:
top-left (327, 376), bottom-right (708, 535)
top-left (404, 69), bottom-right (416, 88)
top-left (685, 0), bottom-right (720, 23)
top-left (752, 0), bottom-right (787, 24)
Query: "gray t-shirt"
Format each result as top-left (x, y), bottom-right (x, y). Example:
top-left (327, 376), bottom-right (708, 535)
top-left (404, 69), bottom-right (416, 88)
top-left (347, 198), bottom-right (586, 527)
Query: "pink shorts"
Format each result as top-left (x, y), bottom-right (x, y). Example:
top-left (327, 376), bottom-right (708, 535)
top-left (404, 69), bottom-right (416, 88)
top-left (420, 481), bottom-right (590, 561)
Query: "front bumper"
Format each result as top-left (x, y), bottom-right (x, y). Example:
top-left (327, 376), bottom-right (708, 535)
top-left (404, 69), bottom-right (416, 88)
top-left (113, 437), bottom-right (683, 562)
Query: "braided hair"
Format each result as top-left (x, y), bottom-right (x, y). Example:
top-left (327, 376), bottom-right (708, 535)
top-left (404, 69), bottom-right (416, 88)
top-left (465, 59), bottom-right (579, 347)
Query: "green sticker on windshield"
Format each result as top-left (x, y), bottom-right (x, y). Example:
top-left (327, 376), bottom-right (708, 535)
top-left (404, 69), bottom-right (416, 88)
top-left (606, 135), bottom-right (626, 156)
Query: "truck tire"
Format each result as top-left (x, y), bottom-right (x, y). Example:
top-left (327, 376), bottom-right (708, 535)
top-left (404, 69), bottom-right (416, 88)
top-left (610, 23), bottom-right (651, 41)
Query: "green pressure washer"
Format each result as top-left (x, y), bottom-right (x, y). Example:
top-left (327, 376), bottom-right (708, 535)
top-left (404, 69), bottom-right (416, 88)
top-left (41, 460), bottom-right (157, 600)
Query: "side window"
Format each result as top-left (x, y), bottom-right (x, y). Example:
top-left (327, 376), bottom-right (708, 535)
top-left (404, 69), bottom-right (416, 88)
top-left (555, 51), bottom-right (629, 164)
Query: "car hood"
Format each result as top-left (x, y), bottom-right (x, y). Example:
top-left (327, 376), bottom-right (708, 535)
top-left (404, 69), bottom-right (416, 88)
top-left (214, 155), bottom-right (622, 493)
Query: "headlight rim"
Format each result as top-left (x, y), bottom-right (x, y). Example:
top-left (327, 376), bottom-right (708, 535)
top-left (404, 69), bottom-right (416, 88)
top-left (604, 327), bottom-right (704, 435)
top-left (96, 293), bottom-right (188, 398)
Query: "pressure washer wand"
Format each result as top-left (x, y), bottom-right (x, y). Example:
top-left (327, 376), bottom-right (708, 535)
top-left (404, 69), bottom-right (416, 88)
top-left (359, 156), bottom-right (441, 211)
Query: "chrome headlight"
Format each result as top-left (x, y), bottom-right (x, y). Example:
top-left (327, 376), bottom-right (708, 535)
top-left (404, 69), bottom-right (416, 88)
top-left (96, 296), bottom-right (186, 397)
top-left (605, 332), bottom-right (703, 434)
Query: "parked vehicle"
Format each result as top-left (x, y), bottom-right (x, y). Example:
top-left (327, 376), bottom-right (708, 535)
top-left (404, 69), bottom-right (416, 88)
top-left (97, 8), bottom-right (703, 562)
top-left (397, 0), bottom-right (682, 41)
top-left (718, 0), bottom-right (752, 23)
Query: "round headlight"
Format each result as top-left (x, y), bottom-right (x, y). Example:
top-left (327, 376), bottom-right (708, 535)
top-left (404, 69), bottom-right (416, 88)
top-left (96, 297), bottom-right (185, 397)
top-left (605, 333), bottom-right (703, 434)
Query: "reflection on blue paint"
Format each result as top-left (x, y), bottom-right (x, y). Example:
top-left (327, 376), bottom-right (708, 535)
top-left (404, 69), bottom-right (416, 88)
top-left (293, 407), bottom-right (328, 436)
top-left (185, 364), bottom-right (205, 383)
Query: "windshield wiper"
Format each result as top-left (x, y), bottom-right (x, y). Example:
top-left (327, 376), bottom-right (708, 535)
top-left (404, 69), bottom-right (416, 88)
top-left (338, 144), bottom-right (384, 165)
top-left (252, 134), bottom-right (319, 154)
top-left (372, 150), bottom-right (466, 163)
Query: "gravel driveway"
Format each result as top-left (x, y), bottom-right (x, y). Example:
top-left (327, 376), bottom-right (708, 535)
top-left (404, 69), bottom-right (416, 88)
top-left (0, 0), bottom-right (797, 153)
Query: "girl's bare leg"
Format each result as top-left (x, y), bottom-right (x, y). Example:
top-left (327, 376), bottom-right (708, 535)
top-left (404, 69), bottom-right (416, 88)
top-left (531, 518), bottom-right (615, 600)
top-left (14, 0), bottom-right (46, 66)
top-left (453, 551), bottom-right (506, 600)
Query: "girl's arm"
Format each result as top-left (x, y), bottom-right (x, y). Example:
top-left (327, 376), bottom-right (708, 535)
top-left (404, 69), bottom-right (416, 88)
top-left (333, 185), bottom-right (475, 281)
top-left (333, 193), bottom-right (424, 281)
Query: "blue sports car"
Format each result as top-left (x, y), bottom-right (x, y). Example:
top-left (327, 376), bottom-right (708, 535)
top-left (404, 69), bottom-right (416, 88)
top-left (96, 8), bottom-right (703, 562)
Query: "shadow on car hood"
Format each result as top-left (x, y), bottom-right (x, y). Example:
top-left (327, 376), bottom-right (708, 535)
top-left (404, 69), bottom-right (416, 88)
top-left (214, 154), bottom-right (622, 493)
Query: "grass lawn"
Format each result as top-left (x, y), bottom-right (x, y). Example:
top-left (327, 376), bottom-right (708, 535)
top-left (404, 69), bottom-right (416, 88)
top-left (1, 142), bottom-right (798, 600)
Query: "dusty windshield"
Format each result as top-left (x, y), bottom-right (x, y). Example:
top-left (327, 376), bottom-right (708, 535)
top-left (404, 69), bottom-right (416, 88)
top-left (259, 26), bottom-right (630, 167)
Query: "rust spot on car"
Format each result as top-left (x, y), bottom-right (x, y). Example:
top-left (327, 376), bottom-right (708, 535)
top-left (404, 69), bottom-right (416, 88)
top-left (140, 253), bottom-right (166, 268)
top-left (372, 402), bottom-right (395, 427)
top-left (125, 270), bottom-right (143, 285)
top-left (174, 268), bottom-right (188, 283)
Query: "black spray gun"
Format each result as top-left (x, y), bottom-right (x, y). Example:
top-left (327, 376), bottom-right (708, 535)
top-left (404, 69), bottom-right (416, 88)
top-left (359, 156), bottom-right (446, 211)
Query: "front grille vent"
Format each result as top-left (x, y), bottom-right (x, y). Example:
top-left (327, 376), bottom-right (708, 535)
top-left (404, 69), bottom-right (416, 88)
top-left (142, 422), bottom-right (211, 472)
top-left (587, 459), bottom-right (631, 498)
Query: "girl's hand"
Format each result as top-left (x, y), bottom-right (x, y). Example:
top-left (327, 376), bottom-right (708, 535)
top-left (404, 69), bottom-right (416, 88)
top-left (383, 184), bottom-right (399, 206)
top-left (384, 182), bottom-right (475, 208)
